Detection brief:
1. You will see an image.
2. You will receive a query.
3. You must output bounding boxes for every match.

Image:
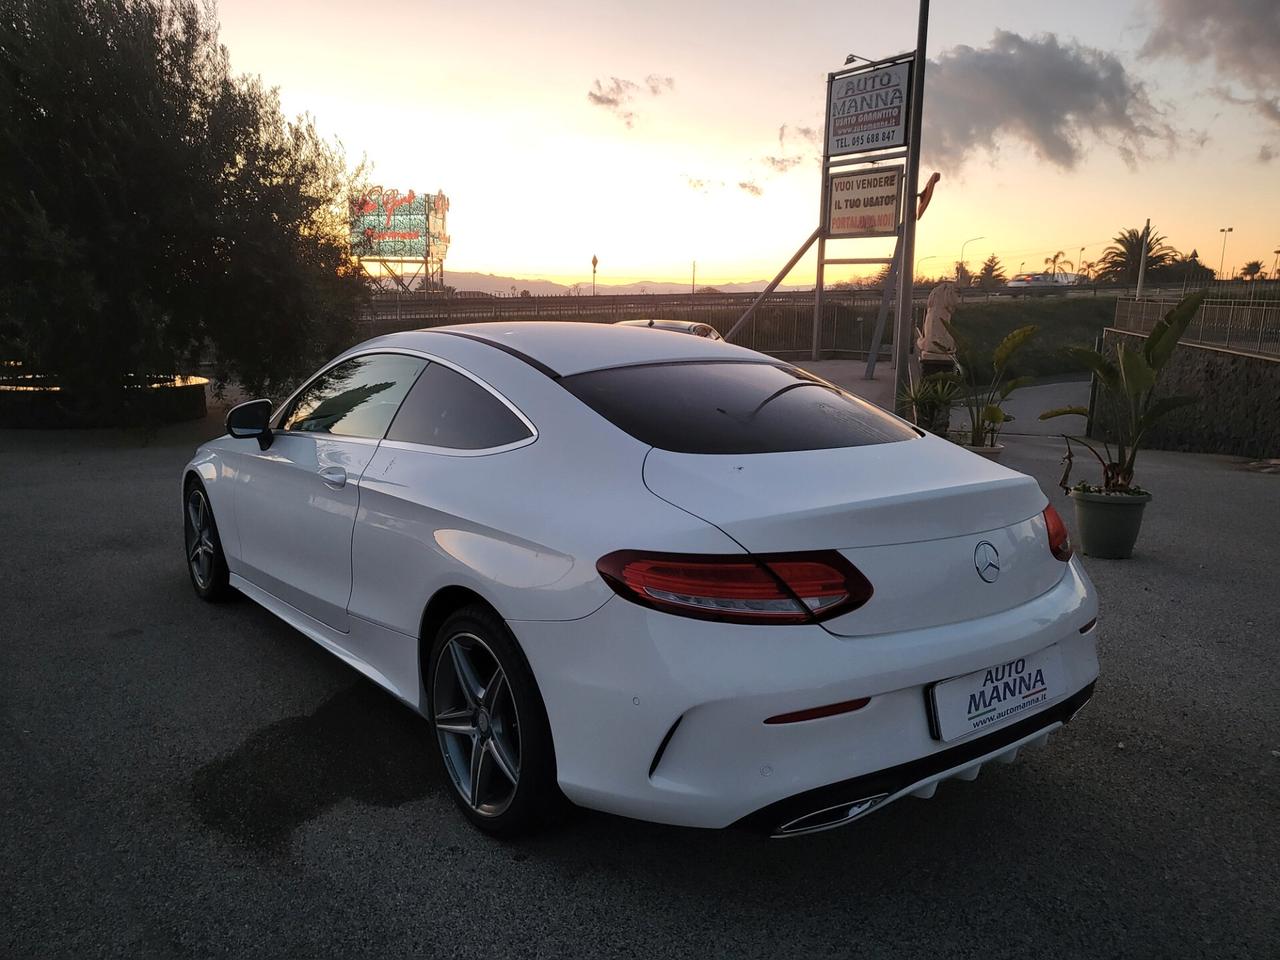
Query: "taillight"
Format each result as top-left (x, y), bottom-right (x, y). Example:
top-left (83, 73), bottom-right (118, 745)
top-left (1043, 504), bottom-right (1073, 561)
top-left (596, 550), bottom-right (873, 625)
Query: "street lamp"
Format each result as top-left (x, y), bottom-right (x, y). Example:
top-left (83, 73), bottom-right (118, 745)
top-left (1218, 228), bottom-right (1233, 280)
top-left (915, 255), bottom-right (936, 281)
top-left (1078, 246), bottom-right (1085, 278)
top-left (958, 236), bottom-right (984, 278)
top-left (1272, 248), bottom-right (1279, 279)
top-left (591, 254), bottom-right (598, 296)
top-left (1018, 261), bottom-right (1025, 274)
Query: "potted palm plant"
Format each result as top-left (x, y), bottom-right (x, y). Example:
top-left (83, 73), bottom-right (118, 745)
top-left (900, 372), bottom-right (959, 438)
top-left (940, 319), bottom-right (1037, 459)
top-left (1039, 291), bottom-right (1206, 558)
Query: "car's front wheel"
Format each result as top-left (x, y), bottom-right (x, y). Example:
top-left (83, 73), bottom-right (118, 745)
top-left (184, 479), bottom-right (230, 601)
top-left (428, 604), bottom-right (563, 836)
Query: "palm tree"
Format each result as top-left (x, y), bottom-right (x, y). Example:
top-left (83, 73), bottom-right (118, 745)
top-left (1240, 260), bottom-right (1264, 281)
top-left (1097, 227), bottom-right (1177, 283)
top-left (1044, 251), bottom-right (1073, 277)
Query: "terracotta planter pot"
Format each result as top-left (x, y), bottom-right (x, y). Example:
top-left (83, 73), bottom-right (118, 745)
top-left (1068, 488), bottom-right (1152, 559)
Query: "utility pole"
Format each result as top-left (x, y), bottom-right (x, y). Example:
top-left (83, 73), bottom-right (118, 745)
top-left (893, 0), bottom-right (930, 412)
top-left (692, 260), bottom-right (696, 294)
top-left (1218, 227), bottom-right (1233, 281)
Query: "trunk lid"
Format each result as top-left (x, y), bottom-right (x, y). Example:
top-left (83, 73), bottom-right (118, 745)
top-left (642, 434), bottom-right (1063, 636)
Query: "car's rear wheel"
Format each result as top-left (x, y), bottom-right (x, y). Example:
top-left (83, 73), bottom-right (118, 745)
top-left (428, 604), bottom-right (562, 836)
top-left (184, 479), bottom-right (230, 601)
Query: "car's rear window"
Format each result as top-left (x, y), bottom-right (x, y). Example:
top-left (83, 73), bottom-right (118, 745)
top-left (560, 361), bottom-right (917, 454)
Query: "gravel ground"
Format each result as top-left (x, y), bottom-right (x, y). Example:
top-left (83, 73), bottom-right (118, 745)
top-left (1, 412), bottom-right (1277, 959)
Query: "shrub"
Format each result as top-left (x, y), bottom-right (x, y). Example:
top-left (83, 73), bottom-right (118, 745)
top-left (0, 0), bottom-right (367, 409)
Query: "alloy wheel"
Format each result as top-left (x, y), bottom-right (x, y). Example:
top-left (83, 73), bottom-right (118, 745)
top-left (185, 488), bottom-right (216, 590)
top-left (432, 632), bottom-right (522, 816)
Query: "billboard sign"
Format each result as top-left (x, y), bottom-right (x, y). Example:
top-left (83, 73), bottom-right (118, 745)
top-left (827, 165), bottom-right (903, 238)
top-left (827, 62), bottom-right (911, 157)
top-left (349, 188), bottom-right (449, 260)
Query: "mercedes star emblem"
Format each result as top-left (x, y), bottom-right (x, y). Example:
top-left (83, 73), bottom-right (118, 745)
top-left (974, 541), bottom-right (1001, 583)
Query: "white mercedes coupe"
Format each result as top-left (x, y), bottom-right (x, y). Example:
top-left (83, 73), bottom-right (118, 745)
top-left (182, 322), bottom-right (1099, 838)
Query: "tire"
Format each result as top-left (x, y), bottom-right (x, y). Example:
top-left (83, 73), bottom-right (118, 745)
top-left (427, 603), bottom-right (564, 837)
top-left (183, 478), bottom-right (231, 601)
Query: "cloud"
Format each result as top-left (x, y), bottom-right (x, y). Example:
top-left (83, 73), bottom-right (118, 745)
top-left (924, 30), bottom-right (1174, 171)
top-left (684, 175), bottom-right (727, 193)
top-left (1212, 86), bottom-right (1280, 131)
top-left (587, 78), bottom-right (638, 126)
top-left (1260, 144), bottom-right (1275, 163)
top-left (587, 73), bottom-right (674, 128)
top-left (737, 180), bottom-right (763, 196)
top-left (778, 124), bottom-right (819, 150)
top-left (768, 125), bottom-right (820, 175)
top-left (763, 155), bottom-right (803, 173)
top-left (645, 74), bottom-right (675, 95)
top-left (1142, 0), bottom-right (1280, 92)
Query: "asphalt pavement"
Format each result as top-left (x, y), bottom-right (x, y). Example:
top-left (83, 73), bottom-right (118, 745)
top-left (1, 406), bottom-right (1277, 959)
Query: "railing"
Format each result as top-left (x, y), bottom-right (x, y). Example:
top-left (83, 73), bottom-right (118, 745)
top-left (355, 290), bottom-right (907, 359)
top-left (1114, 297), bottom-right (1280, 358)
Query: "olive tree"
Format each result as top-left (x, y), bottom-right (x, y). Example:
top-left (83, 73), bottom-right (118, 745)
top-left (0, 0), bottom-right (367, 407)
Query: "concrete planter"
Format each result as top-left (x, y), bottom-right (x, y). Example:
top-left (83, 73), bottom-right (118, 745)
top-left (1069, 488), bottom-right (1152, 559)
top-left (965, 443), bottom-right (1005, 461)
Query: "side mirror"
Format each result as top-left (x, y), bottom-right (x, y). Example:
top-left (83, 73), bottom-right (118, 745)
top-left (226, 398), bottom-right (274, 450)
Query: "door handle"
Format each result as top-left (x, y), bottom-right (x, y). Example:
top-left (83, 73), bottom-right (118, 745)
top-left (318, 466), bottom-right (347, 489)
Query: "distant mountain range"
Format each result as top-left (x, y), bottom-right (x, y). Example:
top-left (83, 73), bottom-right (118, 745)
top-left (440, 270), bottom-right (813, 296)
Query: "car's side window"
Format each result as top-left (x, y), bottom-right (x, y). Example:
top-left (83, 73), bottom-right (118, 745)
top-left (386, 361), bottom-right (533, 450)
top-left (281, 353), bottom-right (427, 440)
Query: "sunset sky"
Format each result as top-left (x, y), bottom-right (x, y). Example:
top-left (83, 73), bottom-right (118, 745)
top-left (217, 0), bottom-right (1279, 287)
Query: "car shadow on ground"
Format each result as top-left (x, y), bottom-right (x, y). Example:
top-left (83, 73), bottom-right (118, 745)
top-left (190, 680), bottom-right (442, 853)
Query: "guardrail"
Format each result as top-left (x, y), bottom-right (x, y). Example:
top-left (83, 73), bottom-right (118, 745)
top-left (1114, 297), bottom-right (1280, 358)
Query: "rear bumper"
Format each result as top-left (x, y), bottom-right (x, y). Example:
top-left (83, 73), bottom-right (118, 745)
top-left (508, 557), bottom-right (1099, 830)
top-left (736, 681), bottom-right (1095, 836)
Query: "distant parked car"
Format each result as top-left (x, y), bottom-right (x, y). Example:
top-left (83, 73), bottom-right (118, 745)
top-left (1005, 273), bottom-right (1078, 297)
top-left (615, 318), bottom-right (723, 340)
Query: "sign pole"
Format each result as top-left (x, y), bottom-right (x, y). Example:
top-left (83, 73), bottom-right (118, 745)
top-left (812, 73), bottom-right (835, 361)
top-left (893, 0), bottom-right (930, 413)
top-left (864, 230), bottom-right (902, 379)
top-left (727, 227), bottom-right (821, 341)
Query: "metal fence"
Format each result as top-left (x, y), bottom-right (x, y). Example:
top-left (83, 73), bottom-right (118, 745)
top-left (356, 290), bottom-right (909, 359)
top-left (1114, 296), bottom-right (1280, 358)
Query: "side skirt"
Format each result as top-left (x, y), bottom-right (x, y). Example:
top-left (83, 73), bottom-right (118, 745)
top-left (230, 573), bottom-right (424, 713)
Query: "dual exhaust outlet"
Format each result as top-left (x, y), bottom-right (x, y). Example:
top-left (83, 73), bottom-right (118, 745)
top-left (772, 793), bottom-right (890, 838)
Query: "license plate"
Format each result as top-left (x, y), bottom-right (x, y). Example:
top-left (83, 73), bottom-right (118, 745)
top-left (931, 645), bottom-right (1065, 742)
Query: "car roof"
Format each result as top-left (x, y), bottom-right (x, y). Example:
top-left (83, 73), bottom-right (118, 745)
top-left (373, 321), bottom-right (763, 377)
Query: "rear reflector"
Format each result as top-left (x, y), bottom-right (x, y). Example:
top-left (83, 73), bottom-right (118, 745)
top-left (1043, 504), bottom-right (1073, 561)
top-left (764, 697), bottom-right (871, 724)
top-left (596, 550), bottom-right (873, 625)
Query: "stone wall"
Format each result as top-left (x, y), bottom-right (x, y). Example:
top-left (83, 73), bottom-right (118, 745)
top-left (1095, 330), bottom-right (1280, 458)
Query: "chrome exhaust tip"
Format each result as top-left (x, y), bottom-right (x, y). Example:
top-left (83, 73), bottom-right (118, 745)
top-left (772, 793), bottom-right (889, 838)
